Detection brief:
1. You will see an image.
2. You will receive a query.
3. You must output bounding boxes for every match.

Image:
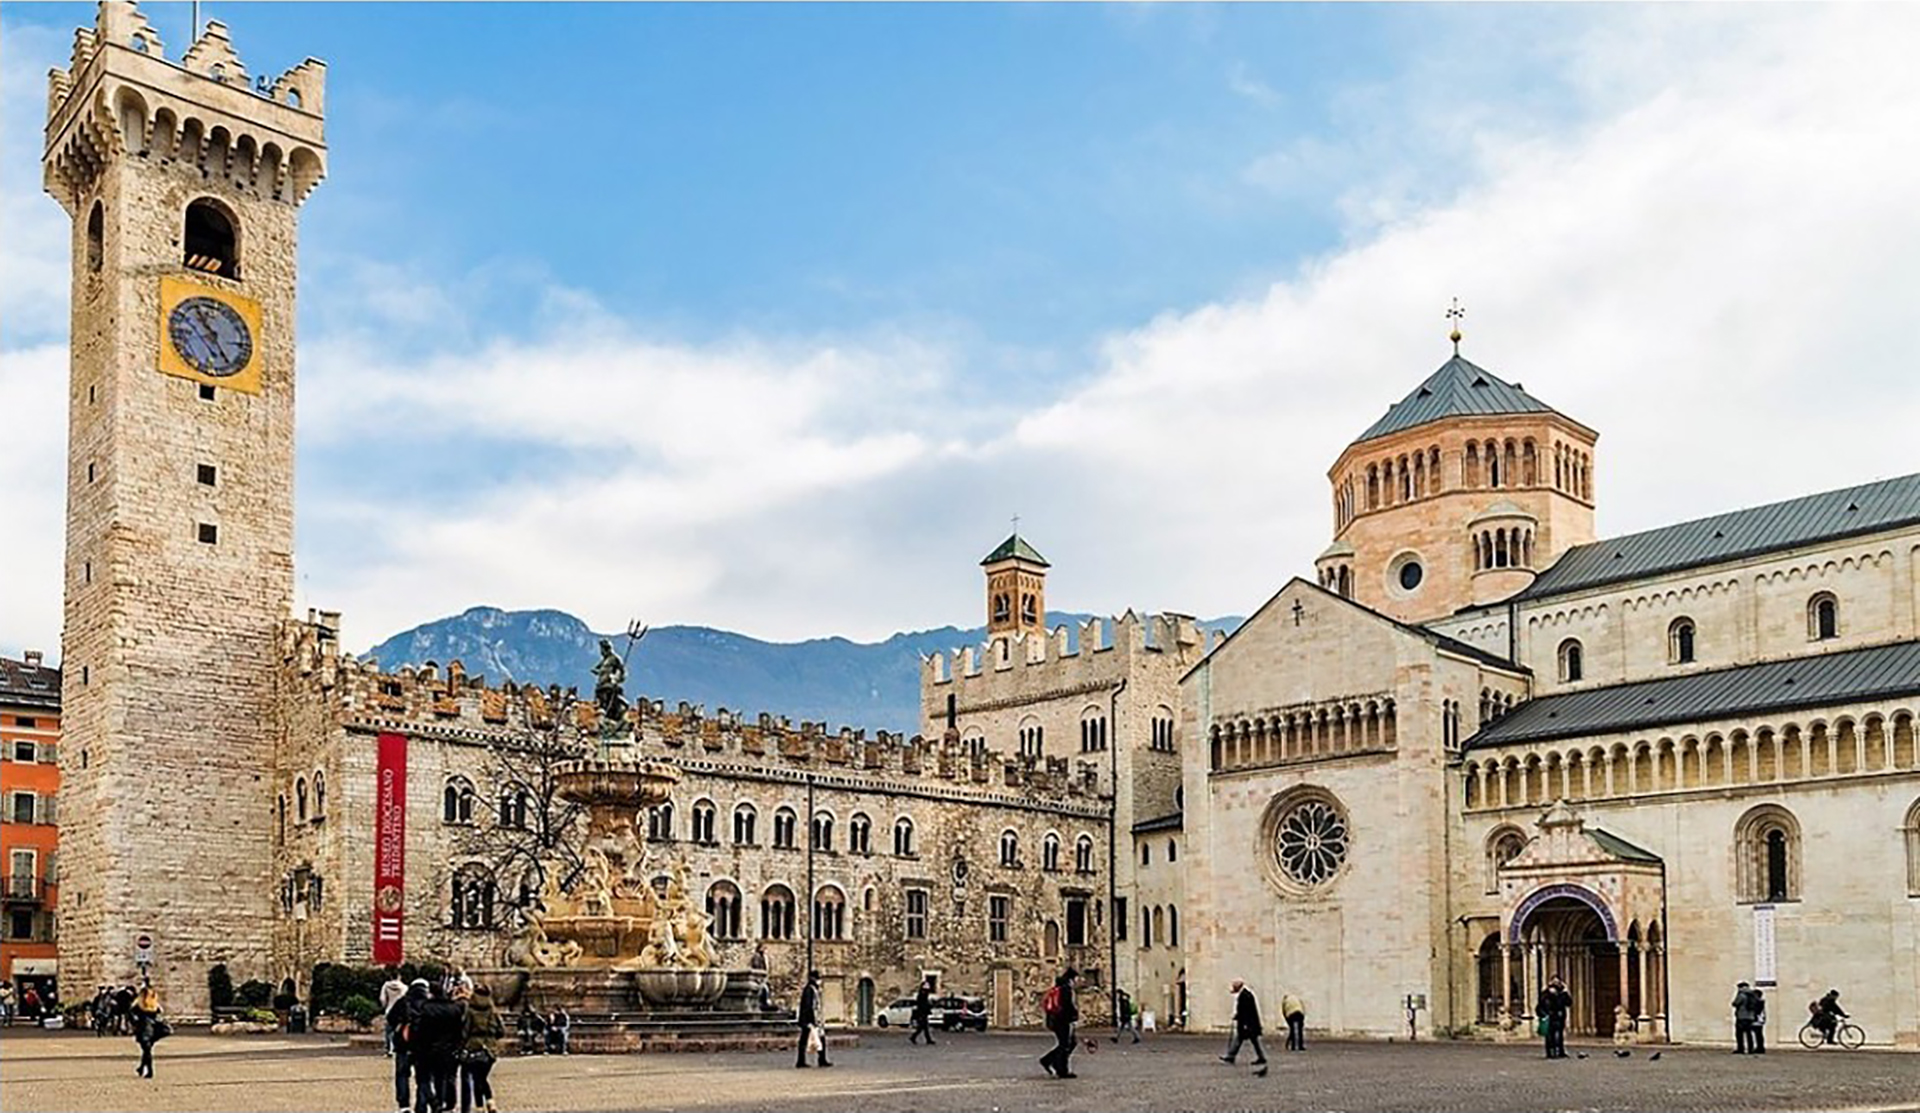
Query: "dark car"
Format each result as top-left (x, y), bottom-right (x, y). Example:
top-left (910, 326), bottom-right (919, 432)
top-left (934, 994), bottom-right (988, 1031)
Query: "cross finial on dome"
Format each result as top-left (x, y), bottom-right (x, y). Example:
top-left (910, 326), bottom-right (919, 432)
top-left (1446, 297), bottom-right (1466, 355)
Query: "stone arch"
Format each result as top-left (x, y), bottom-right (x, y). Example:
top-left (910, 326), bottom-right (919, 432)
top-left (1734, 803), bottom-right (1801, 903)
top-left (1485, 824), bottom-right (1527, 893)
top-left (1510, 882), bottom-right (1618, 943)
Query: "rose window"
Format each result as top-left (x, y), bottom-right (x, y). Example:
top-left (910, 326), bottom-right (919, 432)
top-left (1273, 798), bottom-right (1348, 887)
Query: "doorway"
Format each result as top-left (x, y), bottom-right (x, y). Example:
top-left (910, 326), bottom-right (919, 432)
top-left (856, 977), bottom-right (875, 1026)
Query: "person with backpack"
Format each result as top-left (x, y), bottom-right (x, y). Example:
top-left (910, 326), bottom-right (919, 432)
top-left (387, 979), bottom-right (429, 1113)
top-left (458, 983), bottom-right (504, 1113)
top-left (1038, 967), bottom-right (1080, 1079)
top-left (908, 976), bottom-right (937, 1046)
top-left (1111, 989), bottom-right (1140, 1044)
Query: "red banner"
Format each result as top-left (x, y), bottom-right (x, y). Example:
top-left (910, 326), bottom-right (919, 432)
top-left (373, 732), bottom-right (407, 965)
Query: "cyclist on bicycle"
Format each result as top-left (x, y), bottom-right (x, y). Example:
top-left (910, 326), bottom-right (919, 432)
top-left (1809, 989), bottom-right (1848, 1044)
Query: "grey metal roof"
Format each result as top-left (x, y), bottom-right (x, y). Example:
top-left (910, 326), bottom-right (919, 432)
top-left (1517, 473), bottom-right (1920, 602)
top-left (1354, 356), bottom-right (1563, 443)
top-left (1132, 812), bottom-right (1184, 835)
top-left (1589, 828), bottom-right (1662, 864)
top-left (1465, 639), bottom-right (1920, 750)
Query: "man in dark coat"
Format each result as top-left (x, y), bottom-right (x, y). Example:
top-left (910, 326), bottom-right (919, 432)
top-left (1732, 982), bottom-right (1760, 1054)
top-left (1219, 979), bottom-right (1268, 1067)
top-left (909, 976), bottom-right (937, 1046)
top-left (795, 970), bottom-right (832, 1068)
top-left (1537, 976), bottom-right (1573, 1059)
top-left (387, 979), bottom-right (429, 1113)
top-left (1038, 968), bottom-right (1080, 1079)
top-left (409, 983), bottom-right (467, 1113)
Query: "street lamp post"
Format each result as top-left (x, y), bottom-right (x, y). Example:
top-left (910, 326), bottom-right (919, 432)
top-left (805, 772), bottom-right (816, 975)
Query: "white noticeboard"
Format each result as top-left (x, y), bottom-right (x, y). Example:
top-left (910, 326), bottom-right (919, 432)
top-left (1752, 905), bottom-right (1776, 986)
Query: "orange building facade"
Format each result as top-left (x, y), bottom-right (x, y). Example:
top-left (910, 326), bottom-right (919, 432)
top-left (1, 651), bottom-right (61, 1009)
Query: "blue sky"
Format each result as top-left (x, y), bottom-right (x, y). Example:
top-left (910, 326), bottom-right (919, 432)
top-left (3, 2), bottom-right (1918, 655)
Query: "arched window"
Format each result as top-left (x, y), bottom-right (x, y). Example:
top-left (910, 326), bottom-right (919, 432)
top-left (1080, 709), bottom-right (1108, 753)
top-left (1904, 798), bottom-right (1920, 897)
top-left (1043, 832), bottom-right (1062, 872)
top-left (1735, 804), bottom-right (1801, 902)
top-left (647, 801), bottom-right (675, 842)
top-left (295, 777), bottom-right (308, 823)
top-left (691, 799), bottom-right (718, 844)
top-left (1000, 830), bottom-right (1020, 868)
top-left (1150, 907), bottom-right (1164, 949)
top-left (812, 886), bottom-right (846, 941)
top-left (86, 201), bottom-right (104, 272)
top-left (893, 816), bottom-right (915, 857)
top-left (733, 803), bottom-right (757, 845)
top-left (1558, 639), bottom-right (1584, 683)
top-left (1020, 717), bottom-right (1044, 759)
top-left (1075, 834), bottom-right (1094, 873)
top-left (811, 811), bottom-right (834, 852)
top-left (1152, 708), bottom-right (1176, 752)
top-left (498, 783), bottom-right (530, 830)
top-left (1168, 905), bottom-right (1180, 946)
top-left (1484, 825), bottom-right (1527, 894)
top-left (706, 881), bottom-right (743, 940)
top-left (962, 730), bottom-right (986, 759)
top-left (183, 197), bottom-right (239, 278)
top-left (1668, 618), bottom-right (1697, 665)
top-left (761, 884), bottom-right (796, 940)
top-left (992, 594), bottom-right (1010, 623)
top-left (1043, 919), bottom-right (1061, 959)
top-left (450, 864), bottom-right (496, 929)
top-left (772, 807), bottom-right (797, 849)
top-left (1808, 593), bottom-right (1839, 641)
top-left (848, 812), bottom-right (872, 855)
top-left (442, 777), bottom-right (475, 824)
top-left (311, 771), bottom-right (326, 820)
top-left (1166, 838), bottom-right (1177, 864)
top-left (1022, 593), bottom-right (1038, 624)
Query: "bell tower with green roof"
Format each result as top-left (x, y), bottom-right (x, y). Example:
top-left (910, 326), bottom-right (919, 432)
top-left (982, 532), bottom-right (1049, 639)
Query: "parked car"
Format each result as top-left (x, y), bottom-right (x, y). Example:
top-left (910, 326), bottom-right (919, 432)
top-left (876, 997), bottom-right (916, 1028)
top-left (935, 995), bottom-right (988, 1031)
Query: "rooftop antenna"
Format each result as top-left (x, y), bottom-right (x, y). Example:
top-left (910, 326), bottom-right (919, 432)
top-left (192, 1), bottom-right (200, 42)
top-left (1446, 297), bottom-right (1466, 356)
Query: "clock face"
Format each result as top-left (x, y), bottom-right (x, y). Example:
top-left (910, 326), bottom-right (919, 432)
top-left (167, 295), bottom-right (254, 377)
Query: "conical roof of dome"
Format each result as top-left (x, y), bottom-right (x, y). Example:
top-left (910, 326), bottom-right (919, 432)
top-left (1353, 355), bottom-right (1562, 444)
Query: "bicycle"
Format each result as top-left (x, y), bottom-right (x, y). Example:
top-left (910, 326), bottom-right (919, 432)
top-left (1797, 1018), bottom-right (1866, 1049)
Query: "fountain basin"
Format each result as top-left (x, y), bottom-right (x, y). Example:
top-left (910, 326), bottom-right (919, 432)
top-left (631, 968), bottom-right (728, 1007)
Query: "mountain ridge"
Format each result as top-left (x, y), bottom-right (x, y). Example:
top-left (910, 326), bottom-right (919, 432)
top-left (362, 605), bottom-right (1241, 734)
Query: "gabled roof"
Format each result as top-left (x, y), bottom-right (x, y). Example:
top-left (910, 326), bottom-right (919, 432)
top-left (1132, 812), bottom-right (1184, 835)
top-left (980, 533), bottom-right (1050, 567)
top-left (0, 655), bottom-right (62, 712)
top-left (1353, 355), bottom-right (1569, 444)
top-left (1589, 828), bottom-right (1661, 865)
top-left (1465, 639), bottom-right (1920, 750)
top-left (1515, 473), bottom-right (1920, 602)
top-left (1183, 577), bottom-right (1527, 682)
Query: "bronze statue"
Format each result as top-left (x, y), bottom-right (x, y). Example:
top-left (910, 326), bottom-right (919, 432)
top-left (592, 638), bottom-right (627, 734)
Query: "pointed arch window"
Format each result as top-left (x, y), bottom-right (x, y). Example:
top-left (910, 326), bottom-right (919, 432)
top-left (450, 864), bottom-right (497, 929)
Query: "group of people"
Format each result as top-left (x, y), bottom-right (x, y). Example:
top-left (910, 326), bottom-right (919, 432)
top-left (0, 981), bottom-right (54, 1025)
top-left (1027, 969), bottom-right (1306, 1081)
top-left (380, 972), bottom-right (505, 1113)
top-left (86, 984), bottom-right (145, 1036)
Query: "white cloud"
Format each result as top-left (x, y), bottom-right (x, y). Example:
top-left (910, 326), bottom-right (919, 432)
top-left (5, 5), bottom-right (1919, 664)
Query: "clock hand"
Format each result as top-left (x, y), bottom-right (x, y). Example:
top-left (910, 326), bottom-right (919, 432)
top-left (192, 306), bottom-right (232, 365)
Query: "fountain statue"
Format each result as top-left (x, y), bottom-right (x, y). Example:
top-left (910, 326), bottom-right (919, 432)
top-left (475, 625), bottom-right (778, 1046)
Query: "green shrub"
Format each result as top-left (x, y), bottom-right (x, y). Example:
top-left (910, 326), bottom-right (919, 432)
top-left (310, 963), bottom-right (385, 1015)
top-left (341, 994), bottom-right (381, 1027)
top-left (208, 964), bottom-right (235, 1011)
top-left (242, 1007), bottom-right (278, 1025)
top-left (236, 980), bottom-right (274, 1009)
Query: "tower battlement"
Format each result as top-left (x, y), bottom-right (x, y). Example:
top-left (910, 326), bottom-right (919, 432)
top-left (45, 1), bottom-right (326, 214)
top-left (923, 610), bottom-right (1208, 687)
top-left (280, 614), bottom-right (1108, 803)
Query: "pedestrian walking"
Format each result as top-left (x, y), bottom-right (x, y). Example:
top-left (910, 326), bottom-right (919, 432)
top-left (388, 978), bottom-right (429, 1113)
top-left (909, 975), bottom-right (937, 1046)
top-left (1218, 979), bottom-right (1268, 1069)
top-left (458, 983), bottom-right (504, 1113)
top-left (794, 969), bottom-right (832, 1068)
top-left (1537, 975), bottom-right (1572, 1060)
top-left (1281, 992), bottom-right (1307, 1051)
top-left (410, 982), bottom-right (465, 1113)
top-left (0, 981), bottom-right (13, 1026)
top-left (1732, 982), bottom-right (1760, 1054)
top-left (20, 984), bottom-right (42, 1022)
top-left (379, 969), bottom-right (408, 1057)
top-left (1112, 989), bottom-right (1140, 1044)
top-left (1038, 967), bottom-right (1080, 1079)
top-left (129, 985), bottom-right (167, 1079)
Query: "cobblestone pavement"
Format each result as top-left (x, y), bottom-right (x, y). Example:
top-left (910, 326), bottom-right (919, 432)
top-left (2, 1028), bottom-right (1915, 1113)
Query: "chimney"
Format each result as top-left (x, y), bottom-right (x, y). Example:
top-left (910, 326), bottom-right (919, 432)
top-left (23, 650), bottom-right (44, 668)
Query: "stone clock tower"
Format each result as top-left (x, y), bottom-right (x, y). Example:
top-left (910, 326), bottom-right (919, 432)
top-left (45, 1), bottom-right (326, 1014)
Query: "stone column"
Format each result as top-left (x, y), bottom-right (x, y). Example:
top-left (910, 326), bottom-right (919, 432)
top-left (1500, 941), bottom-right (1513, 1025)
top-left (1617, 944), bottom-right (1632, 1031)
top-left (1635, 940), bottom-right (1650, 1025)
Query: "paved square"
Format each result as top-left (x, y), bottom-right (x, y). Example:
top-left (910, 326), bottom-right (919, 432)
top-left (3, 1028), bottom-right (1916, 1113)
